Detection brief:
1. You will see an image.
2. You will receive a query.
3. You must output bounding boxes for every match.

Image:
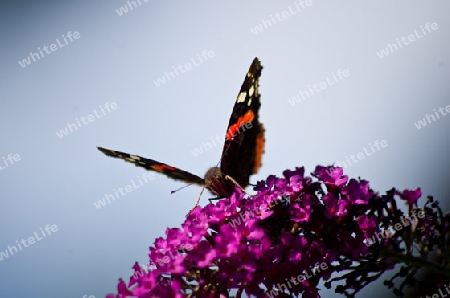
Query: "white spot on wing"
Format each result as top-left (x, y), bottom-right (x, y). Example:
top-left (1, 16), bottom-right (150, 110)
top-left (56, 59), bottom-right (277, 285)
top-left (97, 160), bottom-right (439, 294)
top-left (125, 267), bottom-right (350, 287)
top-left (236, 92), bottom-right (246, 103)
top-left (249, 85), bottom-right (254, 97)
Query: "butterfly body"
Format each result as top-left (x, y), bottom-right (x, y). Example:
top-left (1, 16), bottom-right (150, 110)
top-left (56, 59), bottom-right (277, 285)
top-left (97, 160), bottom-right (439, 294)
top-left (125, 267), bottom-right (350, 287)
top-left (98, 58), bottom-right (265, 198)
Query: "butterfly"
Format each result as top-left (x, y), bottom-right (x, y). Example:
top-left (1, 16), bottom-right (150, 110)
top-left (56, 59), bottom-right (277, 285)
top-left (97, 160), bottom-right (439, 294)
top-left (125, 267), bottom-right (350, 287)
top-left (97, 57), bottom-right (265, 198)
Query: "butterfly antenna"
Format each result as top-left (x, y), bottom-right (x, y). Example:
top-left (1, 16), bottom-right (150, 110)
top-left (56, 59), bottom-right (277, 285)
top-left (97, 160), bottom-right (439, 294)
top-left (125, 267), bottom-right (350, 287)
top-left (170, 177), bottom-right (205, 194)
top-left (170, 184), bottom-right (190, 194)
top-left (213, 137), bottom-right (233, 168)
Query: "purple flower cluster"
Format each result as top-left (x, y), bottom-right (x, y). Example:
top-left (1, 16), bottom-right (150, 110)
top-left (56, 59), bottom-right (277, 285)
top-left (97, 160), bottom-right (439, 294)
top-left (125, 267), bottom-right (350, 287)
top-left (106, 166), bottom-right (448, 298)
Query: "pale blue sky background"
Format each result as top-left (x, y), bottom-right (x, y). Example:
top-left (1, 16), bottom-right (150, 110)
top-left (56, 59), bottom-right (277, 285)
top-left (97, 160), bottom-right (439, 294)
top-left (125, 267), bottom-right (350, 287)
top-left (1, 1), bottom-right (449, 297)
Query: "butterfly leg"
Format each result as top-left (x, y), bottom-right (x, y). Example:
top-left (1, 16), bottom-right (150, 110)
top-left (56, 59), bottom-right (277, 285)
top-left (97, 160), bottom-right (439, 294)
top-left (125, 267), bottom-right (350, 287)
top-left (225, 175), bottom-right (250, 195)
top-left (208, 196), bottom-right (222, 204)
top-left (186, 187), bottom-right (205, 217)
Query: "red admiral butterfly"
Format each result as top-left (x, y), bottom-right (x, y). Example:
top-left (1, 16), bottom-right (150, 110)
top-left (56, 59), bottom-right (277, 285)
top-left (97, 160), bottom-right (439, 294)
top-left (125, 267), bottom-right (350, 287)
top-left (97, 58), bottom-right (264, 198)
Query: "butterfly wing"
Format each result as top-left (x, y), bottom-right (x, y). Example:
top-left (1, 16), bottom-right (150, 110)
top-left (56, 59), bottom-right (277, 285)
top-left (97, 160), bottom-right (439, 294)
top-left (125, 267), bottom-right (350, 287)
top-left (219, 57), bottom-right (265, 187)
top-left (97, 147), bottom-right (205, 186)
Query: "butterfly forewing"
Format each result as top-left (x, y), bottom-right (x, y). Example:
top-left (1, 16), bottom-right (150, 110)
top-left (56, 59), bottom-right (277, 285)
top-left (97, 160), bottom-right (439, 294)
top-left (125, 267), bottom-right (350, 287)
top-left (97, 147), bottom-right (205, 185)
top-left (219, 58), bottom-right (265, 188)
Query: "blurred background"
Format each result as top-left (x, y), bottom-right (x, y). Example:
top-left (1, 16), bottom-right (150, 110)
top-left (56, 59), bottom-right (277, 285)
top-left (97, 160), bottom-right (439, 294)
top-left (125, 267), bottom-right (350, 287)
top-left (1, 1), bottom-right (449, 297)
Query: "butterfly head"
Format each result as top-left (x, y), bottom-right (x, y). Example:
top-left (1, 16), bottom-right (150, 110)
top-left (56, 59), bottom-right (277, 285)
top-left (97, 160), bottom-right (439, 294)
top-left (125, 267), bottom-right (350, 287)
top-left (204, 167), bottom-right (235, 198)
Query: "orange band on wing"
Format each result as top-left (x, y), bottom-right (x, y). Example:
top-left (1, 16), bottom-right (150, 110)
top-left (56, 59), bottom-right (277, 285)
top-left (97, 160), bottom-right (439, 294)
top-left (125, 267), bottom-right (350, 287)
top-left (252, 124), bottom-right (265, 174)
top-left (226, 110), bottom-right (255, 140)
top-left (152, 164), bottom-right (176, 172)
